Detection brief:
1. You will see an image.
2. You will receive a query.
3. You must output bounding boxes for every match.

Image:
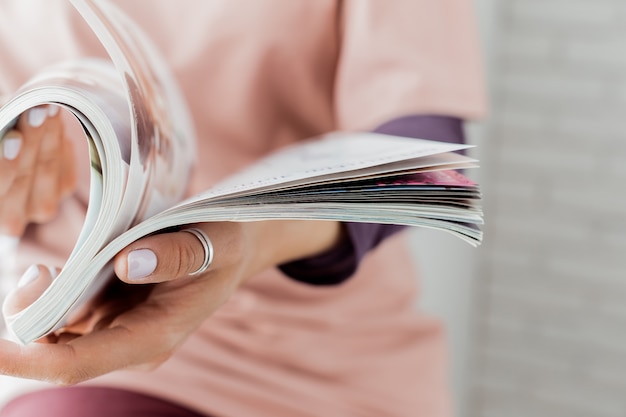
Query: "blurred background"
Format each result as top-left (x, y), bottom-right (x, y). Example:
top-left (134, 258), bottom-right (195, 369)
top-left (415, 0), bottom-right (626, 416)
top-left (1, 0), bottom-right (626, 416)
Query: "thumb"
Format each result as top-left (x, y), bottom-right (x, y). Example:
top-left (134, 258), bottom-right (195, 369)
top-left (114, 228), bottom-right (213, 284)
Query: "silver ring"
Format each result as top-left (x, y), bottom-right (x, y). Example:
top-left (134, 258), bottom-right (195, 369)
top-left (181, 228), bottom-right (214, 276)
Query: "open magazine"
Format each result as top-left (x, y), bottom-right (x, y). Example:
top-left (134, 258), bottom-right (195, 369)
top-left (0, 0), bottom-right (483, 344)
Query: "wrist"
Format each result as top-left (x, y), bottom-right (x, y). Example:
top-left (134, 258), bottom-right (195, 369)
top-left (243, 220), bottom-right (344, 278)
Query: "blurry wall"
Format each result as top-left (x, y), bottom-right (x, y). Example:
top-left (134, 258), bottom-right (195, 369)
top-left (468, 0), bottom-right (626, 416)
top-left (410, 0), bottom-right (495, 415)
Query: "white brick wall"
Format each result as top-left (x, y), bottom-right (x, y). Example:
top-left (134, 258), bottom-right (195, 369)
top-left (469, 0), bottom-right (626, 416)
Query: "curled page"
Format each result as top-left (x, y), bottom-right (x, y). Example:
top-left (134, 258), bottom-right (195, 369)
top-left (0, 0), bottom-right (195, 343)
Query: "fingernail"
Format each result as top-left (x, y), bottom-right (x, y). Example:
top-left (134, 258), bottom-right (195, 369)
top-left (47, 266), bottom-right (60, 279)
top-left (48, 105), bottom-right (59, 117)
top-left (28, 107), bottom-right (47, 128)
top-left (127, 248), bottom-right (157, 280)
top-left (18, 265), bottom-right (40, 288)
top-left (2, 135), bottom-right (21, 160)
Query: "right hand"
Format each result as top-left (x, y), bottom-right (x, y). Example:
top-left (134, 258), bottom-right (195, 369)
top-left (0, 105), bottom-right (77, 236)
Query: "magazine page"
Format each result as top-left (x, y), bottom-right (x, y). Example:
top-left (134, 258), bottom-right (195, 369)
top-left (69, 0), bottom-right (196, 224)
top-left (0, 61), bottom-right (133, 333)
top-left (4, 0), bottom-right (196, 343)
top-left (0, 59), bottom-right (131, 253)
top-left (187, 132), bottom-right (475, 202)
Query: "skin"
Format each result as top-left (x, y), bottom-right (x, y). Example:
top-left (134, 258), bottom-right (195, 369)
top-left (0, 105), bottom-right (76, 236)
top-left (0, 111), bottom-right (343, 385)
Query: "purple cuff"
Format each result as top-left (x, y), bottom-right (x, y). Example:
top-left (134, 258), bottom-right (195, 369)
top-left (278, 115), bottom-right (465, 286)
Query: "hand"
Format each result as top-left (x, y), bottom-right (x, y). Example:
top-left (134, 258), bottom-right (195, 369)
top-left (0, 219), bottom-right (341, 384)
top-left (0, 105), bottom-right (77, 236)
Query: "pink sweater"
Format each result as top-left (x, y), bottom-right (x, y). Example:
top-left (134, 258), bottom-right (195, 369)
top-left (0, 1), bottom-right (486, 416)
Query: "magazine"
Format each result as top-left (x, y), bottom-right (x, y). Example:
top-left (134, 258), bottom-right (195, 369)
top-left (0, 0), bottom-right (483, 344)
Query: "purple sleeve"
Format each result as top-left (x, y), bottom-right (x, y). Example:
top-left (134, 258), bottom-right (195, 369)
top-left (278, 115), bottom-right (465, 285)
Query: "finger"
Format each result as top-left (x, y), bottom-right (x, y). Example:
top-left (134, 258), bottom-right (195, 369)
top-left (0, 107), bottom-right (48, 235)
top-left (59, 121), bottom-right (77, 198)
top-left (27, 106), bottom-right (64, 223)
top-left (46, 105), bottom-right (77, 199)
top-left (114, 227), bottom-right (213, 284)
top-left (0, 129), bottom-right (22, 195)
top-left (2, 264), bottom-right (56, 317)
top-left (0, 305), bottom-right (175, 384)
top-left (0, 326), bottom-right (135, 385)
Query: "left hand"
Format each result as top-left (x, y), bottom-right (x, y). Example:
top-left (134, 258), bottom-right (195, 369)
top-left (0, 105), bottom-right (77, 236)
top-left (0, 219), bottom-right (341, 384)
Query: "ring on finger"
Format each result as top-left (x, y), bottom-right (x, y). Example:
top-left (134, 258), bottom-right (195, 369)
top-left (181, 227), bottom-right (214, 276)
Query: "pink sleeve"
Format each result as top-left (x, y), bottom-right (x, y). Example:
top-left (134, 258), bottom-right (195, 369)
top-left (334, 0), bottom-right (488, 131)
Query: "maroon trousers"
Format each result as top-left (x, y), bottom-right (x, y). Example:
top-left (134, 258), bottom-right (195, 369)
top-left (0, 387), bottom-right (208, 417)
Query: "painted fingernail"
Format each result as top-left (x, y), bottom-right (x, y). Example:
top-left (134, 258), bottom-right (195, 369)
top-left (47, 266), bottom-right (60, 279)
top-left (18, 265), bottom-right (40, 288)
top-left (127, 248), bottom-right (157, 280)
top-left (28, 107), bottom-right (47, 127)
top-left (48, 105), bottom-right (59, 117)
top-left (3, 134), bottom-right (21, 160)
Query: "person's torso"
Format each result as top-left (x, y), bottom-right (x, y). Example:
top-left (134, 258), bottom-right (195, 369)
top-left (0, 2), bottom-right (451, 416)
